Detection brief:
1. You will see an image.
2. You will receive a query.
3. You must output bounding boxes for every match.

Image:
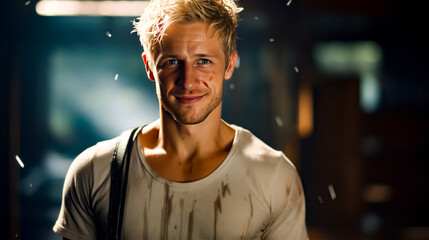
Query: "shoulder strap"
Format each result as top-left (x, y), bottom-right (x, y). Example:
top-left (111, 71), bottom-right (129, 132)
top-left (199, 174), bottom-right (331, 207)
top-left (108, 126), bottom-right (143, 240)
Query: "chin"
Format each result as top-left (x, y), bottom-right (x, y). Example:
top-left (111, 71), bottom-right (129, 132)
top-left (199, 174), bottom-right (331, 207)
top-left (162, 98), bottom-right (222, 125)
top-left (172, 114), bottom-right (209, 125)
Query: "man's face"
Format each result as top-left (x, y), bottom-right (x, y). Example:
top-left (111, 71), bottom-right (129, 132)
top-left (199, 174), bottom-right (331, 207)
top-left (148, 22), bottom-right (236, 125)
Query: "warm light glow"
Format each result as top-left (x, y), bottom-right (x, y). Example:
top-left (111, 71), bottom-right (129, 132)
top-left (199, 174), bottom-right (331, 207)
top-left (298, 85), bottom-right (314, 138)
top-left (362, 184), bottom-right (392, 203)
top-left (36, 1), bottom-right (150, 16)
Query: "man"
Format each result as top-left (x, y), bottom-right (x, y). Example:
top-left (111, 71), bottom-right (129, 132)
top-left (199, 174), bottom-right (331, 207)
top-left (53, 0), bottom-right (308, 239)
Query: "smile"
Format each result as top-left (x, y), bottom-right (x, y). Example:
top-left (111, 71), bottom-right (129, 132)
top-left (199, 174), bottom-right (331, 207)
top-left (175, 95), bottom-right (205, 104)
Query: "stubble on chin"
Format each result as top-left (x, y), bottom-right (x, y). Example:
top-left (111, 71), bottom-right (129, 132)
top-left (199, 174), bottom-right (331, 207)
top-left (162, 93), bottom-right (223, 125)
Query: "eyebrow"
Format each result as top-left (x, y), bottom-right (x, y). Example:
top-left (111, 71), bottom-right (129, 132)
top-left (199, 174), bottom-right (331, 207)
top-left (157, 53), bottom-right (217, 61)
top-left (155, 54), bottom-right (176, 65)
top-left (157, 54), bottom-right (178, 60)
top-left (193, 53), bottom-right (216, 58)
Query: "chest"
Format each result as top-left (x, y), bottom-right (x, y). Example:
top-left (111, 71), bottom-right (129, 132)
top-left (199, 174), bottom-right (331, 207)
top-left (120, 176), bottom-right (269, 239)
top-left (144, 150), bottom-right (229, 182)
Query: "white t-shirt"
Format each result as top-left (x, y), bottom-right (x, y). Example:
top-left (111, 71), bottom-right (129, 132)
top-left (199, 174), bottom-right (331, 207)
top-left (53, 125), bottom-right (308, 239)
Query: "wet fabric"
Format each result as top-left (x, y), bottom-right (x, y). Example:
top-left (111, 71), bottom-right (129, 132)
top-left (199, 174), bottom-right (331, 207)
top-left (53, 125), bottom-right (308, 239)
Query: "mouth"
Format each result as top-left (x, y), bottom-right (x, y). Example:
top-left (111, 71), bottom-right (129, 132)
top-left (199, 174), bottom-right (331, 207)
top-left (175, 95), bottom-right (205, 104)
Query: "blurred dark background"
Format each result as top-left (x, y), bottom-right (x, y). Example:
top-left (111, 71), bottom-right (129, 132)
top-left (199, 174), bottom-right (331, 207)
top-left (1, 0), bottom-right (428, 239)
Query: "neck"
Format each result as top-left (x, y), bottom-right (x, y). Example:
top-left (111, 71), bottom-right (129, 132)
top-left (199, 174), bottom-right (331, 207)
top-left (155, 104), bottom-right (233, 160)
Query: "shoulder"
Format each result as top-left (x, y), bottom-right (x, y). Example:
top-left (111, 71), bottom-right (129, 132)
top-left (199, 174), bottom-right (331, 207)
top-left (230, 125), bottom-right (303, 203)
top-left (232, 125), bottom-right (296, 172)
top-left (55, 138), bottom-right (119, 239)
top-left (65, 137), bottom-right (118, 186)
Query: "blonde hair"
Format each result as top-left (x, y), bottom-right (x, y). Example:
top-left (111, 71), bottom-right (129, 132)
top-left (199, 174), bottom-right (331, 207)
top-left (133, 0), bottom-right (242, 69)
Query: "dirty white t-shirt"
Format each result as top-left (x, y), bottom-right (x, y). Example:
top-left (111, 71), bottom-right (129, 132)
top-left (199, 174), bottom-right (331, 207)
top-left (53, 125), bottom-right (308, 239)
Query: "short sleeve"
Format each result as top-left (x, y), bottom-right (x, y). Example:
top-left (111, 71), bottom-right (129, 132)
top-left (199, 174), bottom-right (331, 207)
top-left (53, 146), bottom-right (97, 240)
top-left (262, 154), bottom-right (308, 240)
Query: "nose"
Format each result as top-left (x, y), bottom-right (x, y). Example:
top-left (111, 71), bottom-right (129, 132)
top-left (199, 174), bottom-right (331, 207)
top-left (176, 62), bottom-right (200, 90)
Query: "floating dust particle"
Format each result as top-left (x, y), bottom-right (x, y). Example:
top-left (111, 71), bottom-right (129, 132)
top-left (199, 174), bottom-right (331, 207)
top-left (29, 183), bottom-right (33, 188)
top-left (274, 116), bottom-right (283, 127)
top-left (105, 31), bottom-right (112, 38)
top-left (287, 0), bottom-right (292, 6)
top-left (269, 38), bottom-right (275, 42)
top-left (25, 1), bottom-right (31, 6)
top-left (328, 184), bottom-right (337, 200)
top-left (115, 74), bottom-right (119, 80)
top-left (294, 66), bottom-right (299, 73)
top-left (254, 16), bottom-right (259, 20)
top-left (15, 155), bottom-right (24, 168)
top-left (229, 83), bottom-right (235, 90)
top-left (317, 195), bottom-right (324, 204)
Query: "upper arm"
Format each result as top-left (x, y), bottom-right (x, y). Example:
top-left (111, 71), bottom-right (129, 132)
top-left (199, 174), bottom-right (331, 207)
top-left (262, 156), bottom-right (308, 240)
top-left (53, 147), bottom-right (98, 239)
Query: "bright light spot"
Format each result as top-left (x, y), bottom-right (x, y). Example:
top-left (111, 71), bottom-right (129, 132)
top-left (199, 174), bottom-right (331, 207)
top-left (35, 1), bottom-right (150, 17)
top-left (286, 0), bottom-right (292, 6)
top-left (105, 31), bottom-right (112, 38)
top-left (269, 38), bottom-right (275, 42)
top-left (317, 195), bottom-right (324, 204)
top-left (229, 83), bottom-right (235, 90)
top-left (274, 116), bottom-right (283, 127)
top-left (15, 155), bottom-right (24, 168)
top-left (360, 72), bottom-right (381, 114)
top-left (29, 183), bottom-right (33, 188)
top-left (294, 66), bottom-right (299, 73)
top-left (254, 16), bottom-right (259, 20)
top-left (313, 41), bottom-right (382, 76)
top-left (115, 73), bottom-right (119, 81)
top-left (25, 1), bottom-right (31, 6)
top-left (328, 184), bottom-right (337, 200)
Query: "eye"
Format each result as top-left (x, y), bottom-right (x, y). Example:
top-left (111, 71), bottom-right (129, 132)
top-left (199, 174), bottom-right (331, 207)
top-left (198, 59), bottom-right (211, 65)
top-left (166, 59), bottom-right (179, 65)
top-left (159, 59), bottom-right (180, 68)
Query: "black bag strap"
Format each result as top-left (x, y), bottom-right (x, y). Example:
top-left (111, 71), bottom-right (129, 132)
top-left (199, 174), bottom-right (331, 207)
top-left (108, 126), bottom-right (143, 240)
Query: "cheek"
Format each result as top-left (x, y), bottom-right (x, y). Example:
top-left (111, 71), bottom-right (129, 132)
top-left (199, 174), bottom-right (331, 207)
top-left (200, 70), bottom-right (219, 89)
top-left (157, 74), bottom-right (173, 89)
top-left (156, 79), bottom-right (170, 98)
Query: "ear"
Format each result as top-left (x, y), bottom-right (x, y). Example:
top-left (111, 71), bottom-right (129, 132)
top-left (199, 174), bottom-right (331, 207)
top-left (224, 52), bottom-right (238, 80)
top-left (142, 52), bottom-right (155, 82)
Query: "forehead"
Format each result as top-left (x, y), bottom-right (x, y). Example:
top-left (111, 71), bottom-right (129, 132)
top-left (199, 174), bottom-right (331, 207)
top-left (164, 21), bottom-right (213, 39)
top-left (157, 22), bottom-right (223, 57)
